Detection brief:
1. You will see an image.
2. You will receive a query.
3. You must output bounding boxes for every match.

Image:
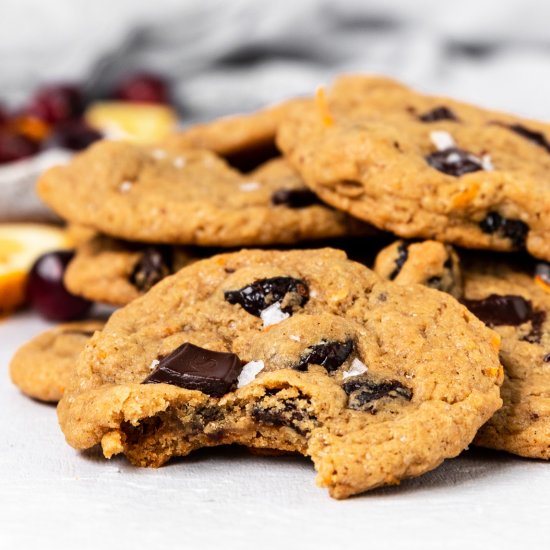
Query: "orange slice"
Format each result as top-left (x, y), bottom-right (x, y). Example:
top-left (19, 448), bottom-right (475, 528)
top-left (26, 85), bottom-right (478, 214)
top-left (0, 224), bottom-right (73, 314)
top-left (85, 101), bottom-right (178, 144)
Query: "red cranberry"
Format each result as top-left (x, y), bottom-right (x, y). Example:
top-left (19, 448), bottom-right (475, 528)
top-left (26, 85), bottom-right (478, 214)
top-left (25, 84), bottom-right (84, 124)
top-left (27, 250), bottom-right (92, 321)
top-left (0, 104), bottom-right (7, 126)
top-left (0, 131), bottom-right (40, 164)
top-left (114, 73), bottom-right (169, 104)
top-left (45, 120), bottom-right (102, 151)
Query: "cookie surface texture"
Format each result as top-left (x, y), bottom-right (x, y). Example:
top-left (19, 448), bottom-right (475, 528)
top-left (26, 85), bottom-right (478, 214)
top-left (57, 248), bottom-right (502, 498)
top-left (38, 142), bottom-right (366, 246)
top-left (277, 75), bottom-right (550, 260)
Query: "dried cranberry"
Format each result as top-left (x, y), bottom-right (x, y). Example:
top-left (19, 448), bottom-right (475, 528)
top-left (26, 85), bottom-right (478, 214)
top-left (293, 339), bottom-right (354, 372)
top-left (271, 189), bottom-right (320, 208)
top-left (426, 147), bottom-right (483, 177)
top-left (0, 104), bottom-right (7, 126)
top-left (45, 120), bottom-right (102, 151)
top-left (25, 84), bottom-right (83, 124)
top-left (479, 212), bottom-right (528, 249)
top-left (343, 377), bottom-right (413, 413)
top-left (27, 250), bottom-right (92, 321)
top-left (130, 247), bottom-right (173, 292)
top-left (114, 73), bottom-right (169, 104)
top-left (418, 106), bottom-right (459, 122)
top-left (389, 241), bottom-right (410, 280)
top-left (0, 131), bottom-right (39, 164)
top-left (506, 124), bottom-right (550, 153)
top-left (224, 277), bottom-right (309, 316)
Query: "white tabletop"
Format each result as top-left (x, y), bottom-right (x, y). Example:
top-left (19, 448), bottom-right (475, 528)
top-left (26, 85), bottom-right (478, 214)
top-left (1, 311), bottom-right (549, 550)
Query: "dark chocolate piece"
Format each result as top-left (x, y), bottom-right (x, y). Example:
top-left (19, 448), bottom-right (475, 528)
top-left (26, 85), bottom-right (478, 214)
top-left (462, 294), bottom-right (535, 327)
top-left (389, 241), bottom-right (410, 280)
top-left (418, 106), bottom-right (459, 123)
top-left (479, 212), bottom-right (528, 249)
top-left (143, 342), bottom-right (243, 397)
top-left (343, 377), bottom-right (412, 414)
top-left (293, 339), bottom-right (354, 372)
top-left (130, 246), bottom-right (173, 292)
top-left (251, 399), bottom-right (309, 436)
top-left (224, 276), bottom-right (309, 317)
top-left (522, 311), bottom-right (546, 344)
top-left (426, 147), bottom-right (483, 177)
top-left (271, 188), bottom-right (320, 208)
top-left (543, 353), bottom-right (550, 363)
top-left (507, 124), bottom-right (550, 153)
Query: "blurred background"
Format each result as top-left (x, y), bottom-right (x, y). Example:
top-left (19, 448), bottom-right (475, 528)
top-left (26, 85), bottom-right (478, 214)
top-left (2, 0), bottom-right (550, 122)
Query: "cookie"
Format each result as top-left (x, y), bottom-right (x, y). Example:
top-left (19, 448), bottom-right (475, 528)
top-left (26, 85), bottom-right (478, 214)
top-left (374, 240), bottom-right (550, 459)
top-left (38, 142), bottom-right (368, 247)
top-left (64, 235), bottom-right (208, 306)
top-left (163, 98), bottom-right (310, 172)
top-left (9, 320), bottom-right (104, 402)
top-left (277, 75), bottom-right (550, 261)
top-left (57, 248), bottom-right (502, 498)
top-left (373, 239), bottom-right (463, 298)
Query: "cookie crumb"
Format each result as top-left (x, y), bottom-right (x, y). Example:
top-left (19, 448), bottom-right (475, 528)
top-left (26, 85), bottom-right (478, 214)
top-left (148, 359), bottom-right (160, 371)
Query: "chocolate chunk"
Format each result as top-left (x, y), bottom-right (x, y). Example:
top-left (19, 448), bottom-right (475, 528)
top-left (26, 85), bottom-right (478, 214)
top-left (462, 294), bottom-right (536, 327)
top-left (543, 353), bottom-right (550, 363)
top-left (143, 342), bottom-right (243, 397)
top-left (479, 212), bottom-right (528, 249)
top-left (419, 106), bottom-right (459, 123)
top-left (343, 377), bottom-right (412, 414)
top-left (426, 147), bottom-right (483, 177)
top-left (294, 339), bottom-right (354, 372)
top-left (130, 247), bottom-right (173, 292)
top-left (271, 188), bottom-right (320, 208)
top-left (122, 416), bottom-right (163, 445)
top-left (426, 276), bottom-right (443, 289)
top-left (389, 241), bottom-right (410, 280)
top-left (507, 124), bottom-right (550, 153)
top-left (224, 276), bottom-right (309, 317)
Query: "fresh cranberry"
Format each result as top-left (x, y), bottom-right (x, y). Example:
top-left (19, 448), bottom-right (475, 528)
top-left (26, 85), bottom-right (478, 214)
top-left (25, 84), bottom-right (84, 124)
top-left (27, 250), bottom-right (92, 321)
top-left (0, 104), bottom-right (7, 126)
top-left (114, 73), bottom-right (169, 104)
top-left (0, 131), bottom-right (39, 164)
top-left (45, 120), bottom-right (102, 151)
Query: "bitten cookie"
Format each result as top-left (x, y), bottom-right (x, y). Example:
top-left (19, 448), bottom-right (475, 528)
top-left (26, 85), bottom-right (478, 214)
top-left (38, 143), bottom-right (368, 247)
top-left (9, 320), bottom-right (104, 402)
top-left (277, 75), bottom-right (550, 261)
top-left (374, 240), bottom-right (550, 459)
top-left (57, 248), bottom-right (502, 498)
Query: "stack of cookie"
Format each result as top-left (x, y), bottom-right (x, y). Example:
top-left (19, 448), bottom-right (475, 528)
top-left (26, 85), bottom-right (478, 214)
top-left (10, 75), bottom-right (550, 499)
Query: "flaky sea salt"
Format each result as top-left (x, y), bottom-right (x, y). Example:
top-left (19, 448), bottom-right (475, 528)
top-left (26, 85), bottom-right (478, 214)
top-left (239, 181), bottom-right (261, 192)
top-left (148, 359), bottom-right (160, 371)
top-left (151, 148), bottom-right (167, 160)
top-left (237, 360), bottom-right (265, 388)
top-left (342, 358), bottom-right (368, 379)
top-left (481, 154), bottom-right (494, 171)
top-left (260, 302), bottom-right (289, 327)
top-left (119, 180), bottom-right (133, 193)
top-left (289, 334), bottom-right (301, 342)
top-left (173, 156), bottom-right (186, 168)
top-left (430, 130), bottom-right (455, 151)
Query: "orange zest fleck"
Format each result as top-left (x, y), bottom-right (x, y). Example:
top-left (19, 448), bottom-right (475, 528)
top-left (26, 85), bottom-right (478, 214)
top-left (315, 86), bottom-right (334, 128)
top-left (534, 275), bottom-right (550, 294)
top-left (452, 182), bottom-right (480, 208)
